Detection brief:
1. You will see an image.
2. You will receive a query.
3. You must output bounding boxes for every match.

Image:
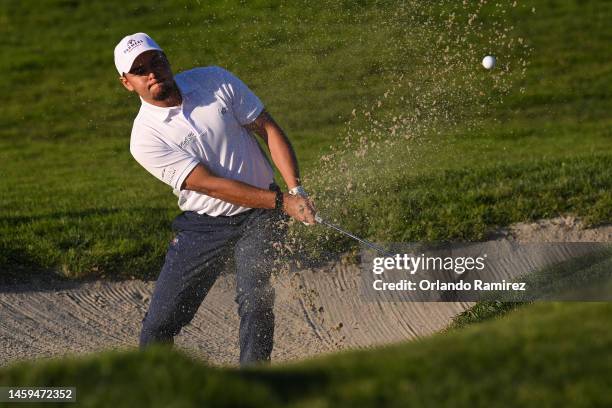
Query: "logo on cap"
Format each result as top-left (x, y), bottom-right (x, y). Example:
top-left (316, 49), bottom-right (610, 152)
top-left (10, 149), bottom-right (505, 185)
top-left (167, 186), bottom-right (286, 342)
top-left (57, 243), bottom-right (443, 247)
top-left (123, 39), bottom-right (144, 54)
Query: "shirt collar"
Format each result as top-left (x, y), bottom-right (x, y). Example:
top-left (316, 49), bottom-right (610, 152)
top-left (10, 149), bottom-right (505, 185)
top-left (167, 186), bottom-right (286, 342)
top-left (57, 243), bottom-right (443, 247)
top-left (139, 75), bottom-right (196, 122)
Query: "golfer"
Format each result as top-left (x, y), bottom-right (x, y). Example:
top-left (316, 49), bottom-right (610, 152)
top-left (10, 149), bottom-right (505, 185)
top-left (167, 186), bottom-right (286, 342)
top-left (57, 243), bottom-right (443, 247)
top-left (114, 33), bottom-right (316, 365)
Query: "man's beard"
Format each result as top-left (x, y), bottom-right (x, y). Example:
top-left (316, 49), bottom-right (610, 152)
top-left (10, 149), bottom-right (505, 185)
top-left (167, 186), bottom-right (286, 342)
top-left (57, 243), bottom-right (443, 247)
top-left (151, 80), bottom-right (174, 101)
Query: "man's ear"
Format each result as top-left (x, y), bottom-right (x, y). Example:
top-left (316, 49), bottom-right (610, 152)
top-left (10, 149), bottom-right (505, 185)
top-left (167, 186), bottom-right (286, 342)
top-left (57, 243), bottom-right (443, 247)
top-left (119, 75), bottom-right (134, 92)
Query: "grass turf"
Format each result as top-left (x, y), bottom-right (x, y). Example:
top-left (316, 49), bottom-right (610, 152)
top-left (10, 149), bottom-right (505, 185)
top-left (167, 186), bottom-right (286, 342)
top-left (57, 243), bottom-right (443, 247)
top-left (0, 301), bottom-right (610, 407)
top-left (1, 0), bottom-right (611, 281)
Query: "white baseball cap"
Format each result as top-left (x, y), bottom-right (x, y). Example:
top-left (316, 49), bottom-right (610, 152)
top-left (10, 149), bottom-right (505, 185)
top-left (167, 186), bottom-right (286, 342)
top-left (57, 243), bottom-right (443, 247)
top-left (114, 32), bottom-right (163, 75)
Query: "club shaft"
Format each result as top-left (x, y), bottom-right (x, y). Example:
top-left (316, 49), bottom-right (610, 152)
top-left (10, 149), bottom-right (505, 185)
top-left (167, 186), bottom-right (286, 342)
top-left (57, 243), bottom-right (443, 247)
top-left (315, 215), bottom-right (393, 257)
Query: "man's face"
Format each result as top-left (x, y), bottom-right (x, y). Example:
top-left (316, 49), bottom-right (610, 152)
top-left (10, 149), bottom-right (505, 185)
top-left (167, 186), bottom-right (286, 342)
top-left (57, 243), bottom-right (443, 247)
top-left (119, 50), bottom-right (175, 101)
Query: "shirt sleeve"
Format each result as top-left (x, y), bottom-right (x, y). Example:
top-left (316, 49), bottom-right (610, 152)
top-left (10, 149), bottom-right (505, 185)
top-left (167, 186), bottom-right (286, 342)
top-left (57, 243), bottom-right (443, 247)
top-left (218, 67), bottom-right (265, 126)
top-left (130, 130), bottom-right (199, 192)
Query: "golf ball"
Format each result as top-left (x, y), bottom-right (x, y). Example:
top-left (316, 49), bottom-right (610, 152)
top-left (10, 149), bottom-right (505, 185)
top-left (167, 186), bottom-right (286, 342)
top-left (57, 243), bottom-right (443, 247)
top-left (482, 55), bottom-right (496, 70)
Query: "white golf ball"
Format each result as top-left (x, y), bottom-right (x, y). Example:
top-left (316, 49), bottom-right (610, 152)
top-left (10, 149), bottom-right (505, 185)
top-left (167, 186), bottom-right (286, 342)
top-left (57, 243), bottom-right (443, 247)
top-left (482, 55), bottom-right (496, 70)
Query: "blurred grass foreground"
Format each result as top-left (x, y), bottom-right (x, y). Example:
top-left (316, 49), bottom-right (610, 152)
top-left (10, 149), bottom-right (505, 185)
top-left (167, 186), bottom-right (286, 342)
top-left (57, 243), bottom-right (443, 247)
top-left (0, 301), bottom-right (610, 407)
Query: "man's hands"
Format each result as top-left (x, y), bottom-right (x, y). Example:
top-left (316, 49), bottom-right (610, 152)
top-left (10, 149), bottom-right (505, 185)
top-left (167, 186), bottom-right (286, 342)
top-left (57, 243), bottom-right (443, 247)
top-left (282, 193), bottom-right (317, 225)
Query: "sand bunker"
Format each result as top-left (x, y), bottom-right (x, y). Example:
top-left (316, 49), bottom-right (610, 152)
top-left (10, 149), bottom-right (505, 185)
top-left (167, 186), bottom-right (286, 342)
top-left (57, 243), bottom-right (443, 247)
top-left (1, 216), bottom-right (610, 368)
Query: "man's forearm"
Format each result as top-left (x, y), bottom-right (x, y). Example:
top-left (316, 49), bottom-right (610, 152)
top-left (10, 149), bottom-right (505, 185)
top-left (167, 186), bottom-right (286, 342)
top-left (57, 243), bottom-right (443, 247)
top-left (181, 161), bottom-right (316, 224)
top-left (184, 170), bottom-right (277, 209)
top-left (249, 111), bottom-right (301, 189)
top-left (204, 177), bottom-right (276, 209)
top-left (267, 128), bottom-right (300, 189)
top-left (193, 174), bottom-right (316, 224)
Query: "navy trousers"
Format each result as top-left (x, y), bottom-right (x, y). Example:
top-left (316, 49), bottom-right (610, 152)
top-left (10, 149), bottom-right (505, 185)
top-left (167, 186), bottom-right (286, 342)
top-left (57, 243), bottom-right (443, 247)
top-left (139, 207), bottom-right (287, 366)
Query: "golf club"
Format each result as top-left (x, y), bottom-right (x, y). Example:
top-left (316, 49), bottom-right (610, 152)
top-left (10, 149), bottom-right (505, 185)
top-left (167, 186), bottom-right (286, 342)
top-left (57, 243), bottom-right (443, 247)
top-left (314, 214), bottom-right (395, 257)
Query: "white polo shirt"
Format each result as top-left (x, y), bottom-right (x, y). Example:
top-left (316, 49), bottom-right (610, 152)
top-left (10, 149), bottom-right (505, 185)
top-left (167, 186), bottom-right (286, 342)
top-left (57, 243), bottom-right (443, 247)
top-left (129, 66), bottom-right (275, 216)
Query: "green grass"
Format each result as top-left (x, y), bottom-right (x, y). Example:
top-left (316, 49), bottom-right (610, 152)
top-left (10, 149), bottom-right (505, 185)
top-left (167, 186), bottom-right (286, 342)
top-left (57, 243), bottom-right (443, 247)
top-left (1, 301), bottom-right (610, 407)
top-left (1, 0), bottom-right (611, 280)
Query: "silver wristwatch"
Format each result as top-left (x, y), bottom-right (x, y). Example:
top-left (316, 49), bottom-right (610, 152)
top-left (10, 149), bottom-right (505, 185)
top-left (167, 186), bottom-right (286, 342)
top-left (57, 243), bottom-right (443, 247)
top-left (289, 186), bottom-right (308, 197)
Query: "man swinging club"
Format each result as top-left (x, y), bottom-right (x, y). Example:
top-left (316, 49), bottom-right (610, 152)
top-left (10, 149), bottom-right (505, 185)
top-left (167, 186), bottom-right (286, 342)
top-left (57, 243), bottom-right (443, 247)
top-left (114, 33), bottom-right (317, 366)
